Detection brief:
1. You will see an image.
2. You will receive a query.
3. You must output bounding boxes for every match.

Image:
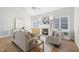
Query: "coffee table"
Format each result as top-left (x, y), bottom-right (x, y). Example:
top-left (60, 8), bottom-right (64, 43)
top-left (29, 39), bottom-right (44, 52)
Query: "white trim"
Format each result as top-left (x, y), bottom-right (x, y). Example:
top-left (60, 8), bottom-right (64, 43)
top-left (0, 35), bottom-right (11, 38)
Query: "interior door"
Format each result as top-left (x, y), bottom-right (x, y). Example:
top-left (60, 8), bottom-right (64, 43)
top-left (14, 18), bottom-right (24, 29)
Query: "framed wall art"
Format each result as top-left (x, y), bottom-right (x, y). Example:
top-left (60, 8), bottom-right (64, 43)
top-left (42, 17), bottom-right (49, 24)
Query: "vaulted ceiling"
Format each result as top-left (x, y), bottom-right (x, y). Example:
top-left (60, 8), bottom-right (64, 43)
top-left (25, 7), bottom-right (63, 16)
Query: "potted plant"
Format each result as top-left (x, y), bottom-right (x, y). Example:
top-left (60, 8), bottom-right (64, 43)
top-left (64, 32), bottom-right (69, 35)
top-left (63, 32), bottom-right (70, 40)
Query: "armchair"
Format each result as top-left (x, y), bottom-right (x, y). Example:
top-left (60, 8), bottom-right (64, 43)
top-left (46, 31), bottom-right (61, 45)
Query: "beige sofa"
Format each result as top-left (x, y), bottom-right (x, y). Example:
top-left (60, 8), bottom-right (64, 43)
top-left (12, 30), bottom-right (32, 51)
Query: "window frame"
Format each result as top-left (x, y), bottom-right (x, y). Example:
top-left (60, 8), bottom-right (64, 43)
top-left (53, 16), bottom-right (69, 31)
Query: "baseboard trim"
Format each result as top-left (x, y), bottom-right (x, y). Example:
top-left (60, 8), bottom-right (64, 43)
top-left (0, 35), bottom-right (11, 38)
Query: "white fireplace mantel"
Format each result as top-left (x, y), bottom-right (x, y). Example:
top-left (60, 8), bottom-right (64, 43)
top-left (39, 24), bottom-right (51, 36)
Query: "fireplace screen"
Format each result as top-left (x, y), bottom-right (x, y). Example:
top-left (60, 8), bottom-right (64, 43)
top-left (42, 29), bottom-right (48, 35)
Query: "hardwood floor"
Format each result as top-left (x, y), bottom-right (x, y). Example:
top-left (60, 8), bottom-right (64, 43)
top-left (0, 37), bottom-right (79, 52)
top-left (0, 37), bottom-right (23, 52)
top-left (52, 39), bottom-right (79, 52)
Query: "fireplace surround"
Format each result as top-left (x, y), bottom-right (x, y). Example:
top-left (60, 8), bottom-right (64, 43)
top-left (42, 28), bottom-right (48, 35)
top-left (39, 25), bottom-right (50, 36)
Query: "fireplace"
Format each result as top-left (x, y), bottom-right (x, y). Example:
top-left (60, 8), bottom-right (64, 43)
top-left (42, 28), bottom-right (48, 35)
top-left (39, 25), bottom-right (50, 35)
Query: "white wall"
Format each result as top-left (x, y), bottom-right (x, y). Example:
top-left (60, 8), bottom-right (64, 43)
top-left (0, 7), bottom-right (31, 37)
top-left (74, 7), bottom-right (79, 48)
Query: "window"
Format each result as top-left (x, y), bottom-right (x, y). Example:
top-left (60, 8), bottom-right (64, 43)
top-left (53, 16), bottom-right (68, 30)
top-left (61, 17), bottom-right (68, 29)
